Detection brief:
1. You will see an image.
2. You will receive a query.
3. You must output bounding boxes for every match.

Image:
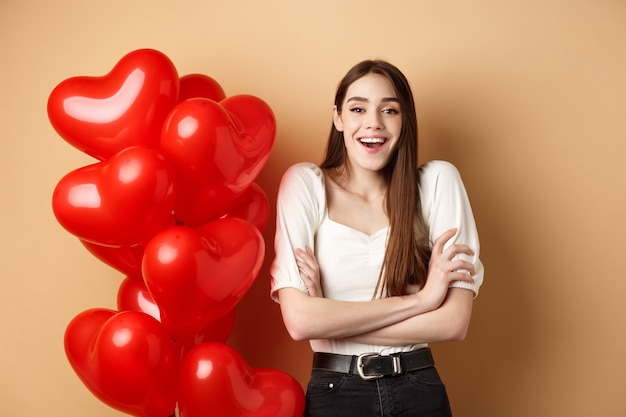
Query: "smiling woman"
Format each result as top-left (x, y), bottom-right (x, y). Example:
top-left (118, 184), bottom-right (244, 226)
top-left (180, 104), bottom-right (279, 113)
top-left (269, 60), bottom-right (484, 416)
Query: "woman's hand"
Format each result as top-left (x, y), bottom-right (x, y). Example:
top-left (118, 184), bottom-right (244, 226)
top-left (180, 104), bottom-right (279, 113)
top-left (295, 246), bottom-right (323, 297)
top-left (418, 228), bottom-right (475, 311)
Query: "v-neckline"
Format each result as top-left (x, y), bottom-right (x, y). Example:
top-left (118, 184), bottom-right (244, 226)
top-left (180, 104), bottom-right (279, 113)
top-left (322, 172), bottom-right (389, 239)
top-left (325, 215), bottom-right (389, 239)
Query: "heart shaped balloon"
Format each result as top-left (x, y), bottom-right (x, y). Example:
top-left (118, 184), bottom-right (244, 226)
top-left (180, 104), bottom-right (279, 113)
top-left (47, 48), bottom-right (179, 160)
top-left (117, 277), bottom-right (162, 321)
top-left (179, 73), bottom-right (226, 102)
top-left (177, 308), bottom-right (237, 357)
top-left (177, 342), bottom-right (305, 417)
top-left (52, 146), bottom-right (176, 247)
top-left (64, 309), bottom-right (178, 417)
top-left (116, 277), bottom-right (236, 349)
top-left (223, 182), bottom-right (270, 232)
top-left (160, 95), bottom-right (275, 226)
top-left (81, 240), bottom-right (146, 278)
top-left (79, 214), bottom-right (177, 277)
top-left (142, 218), bottom-right (264, 340)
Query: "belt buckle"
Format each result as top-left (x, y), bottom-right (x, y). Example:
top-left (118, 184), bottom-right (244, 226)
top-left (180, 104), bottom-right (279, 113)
top-left (356, 352), bottom-right (384, 380)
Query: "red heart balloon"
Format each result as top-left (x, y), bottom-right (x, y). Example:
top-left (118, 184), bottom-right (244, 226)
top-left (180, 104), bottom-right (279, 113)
top-left (160, 95), bottom-right (275, 226)
top-left (142, 218), bottom-right (264, 340)
top-left (117, 277), bottom-right (161, 321)
top-left (177, 308), bottom-right (237, 357)
top-left (47, 48), bottom-right (179, 160)
top-left (81, 240), bottom-right (146, 278)
top-left (79, 215), bottom-right (177, 277)
top-left (223, 182), bottom-right (270, 232)
top-left (177, 342), bottom-right (305, 417)
top-left (64, 309), bottom-right (178, 417)
top-left (179, 73), bottom-right (226, 102)
top-left (52, 146), bottom-right (176, 247)
top-left (116, 277), bottom-right (236, 349)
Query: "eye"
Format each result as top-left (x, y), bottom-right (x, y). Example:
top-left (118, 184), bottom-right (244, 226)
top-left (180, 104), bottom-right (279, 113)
top-left (349, 107), bottom-right (364, 113)
top-left (382, 108), bottom-right (399, 115)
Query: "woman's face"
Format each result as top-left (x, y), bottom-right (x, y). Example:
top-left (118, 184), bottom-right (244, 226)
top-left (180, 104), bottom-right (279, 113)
top-left (333, 73), bottom-right (402, 174)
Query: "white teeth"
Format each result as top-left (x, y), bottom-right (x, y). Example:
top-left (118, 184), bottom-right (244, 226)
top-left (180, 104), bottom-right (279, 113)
top-left (359, 137), bottom-right (385, 144)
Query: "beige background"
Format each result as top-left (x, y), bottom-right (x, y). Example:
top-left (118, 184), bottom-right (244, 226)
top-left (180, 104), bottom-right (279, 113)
top-left (1, 0), bottom-right (625, 416)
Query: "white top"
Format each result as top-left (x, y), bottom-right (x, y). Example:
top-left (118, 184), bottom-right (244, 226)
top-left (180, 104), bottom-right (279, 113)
top-left (270, 160), bottom-right (484, 356)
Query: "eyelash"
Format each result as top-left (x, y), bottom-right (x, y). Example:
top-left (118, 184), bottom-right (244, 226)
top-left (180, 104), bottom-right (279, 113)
top-left (349, 107), bottom-right (399, 114)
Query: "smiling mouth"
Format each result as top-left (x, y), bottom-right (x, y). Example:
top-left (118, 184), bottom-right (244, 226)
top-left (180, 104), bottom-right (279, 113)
top-left (359, 137), bottom-right (386, 148)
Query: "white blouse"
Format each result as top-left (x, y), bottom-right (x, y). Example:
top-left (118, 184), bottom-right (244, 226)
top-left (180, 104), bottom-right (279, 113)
top-left (270, 160), bottom-right (484, 356)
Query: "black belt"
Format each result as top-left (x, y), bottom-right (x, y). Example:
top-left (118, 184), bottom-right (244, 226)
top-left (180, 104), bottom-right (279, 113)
top-left (312, 348), bottom-right (434, 380)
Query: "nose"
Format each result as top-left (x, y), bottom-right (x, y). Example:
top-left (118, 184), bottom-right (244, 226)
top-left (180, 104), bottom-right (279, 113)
top-left (365, 111), bottom-right (383, 129)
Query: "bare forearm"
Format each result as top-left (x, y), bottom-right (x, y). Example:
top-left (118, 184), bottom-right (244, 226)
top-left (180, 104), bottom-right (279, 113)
top-left (279, 228), bottom-right (477, 343)
top-left (277, 287), bottom-right (437, 341)
top-left (346, 288), bottom-right (474, 346)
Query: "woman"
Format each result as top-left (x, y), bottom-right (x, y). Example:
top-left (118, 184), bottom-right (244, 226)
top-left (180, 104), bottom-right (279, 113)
top-left (270, 60), bottom-right (484, 417)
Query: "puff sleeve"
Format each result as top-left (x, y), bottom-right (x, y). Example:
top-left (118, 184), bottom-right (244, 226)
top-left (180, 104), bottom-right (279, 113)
top-left (419, 160), bottom-right (484, 296)
top-left (270, 163), bottom-right (326, 302)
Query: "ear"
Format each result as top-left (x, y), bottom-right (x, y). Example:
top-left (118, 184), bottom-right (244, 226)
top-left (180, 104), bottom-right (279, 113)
top-left (333, 105), bottom-right (344, 132)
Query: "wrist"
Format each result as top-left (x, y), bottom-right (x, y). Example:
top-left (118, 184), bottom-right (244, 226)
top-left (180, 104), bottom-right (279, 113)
top-left (412, 290), bottom-right (438, 314)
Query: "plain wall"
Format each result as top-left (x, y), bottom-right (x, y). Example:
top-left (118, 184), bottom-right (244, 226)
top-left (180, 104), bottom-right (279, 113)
top-left (1, 0), bottom-right (625, 416)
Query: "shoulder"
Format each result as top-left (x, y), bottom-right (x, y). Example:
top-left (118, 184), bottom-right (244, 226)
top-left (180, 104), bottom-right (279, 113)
top-left (418, 160), bottom-right (462, 183)
top-left (419, 160), bottom-right (459, 177)
top-left (278, 162), bottom-right (325, 197)
top-left (282, 162), bottom-right (324, 180)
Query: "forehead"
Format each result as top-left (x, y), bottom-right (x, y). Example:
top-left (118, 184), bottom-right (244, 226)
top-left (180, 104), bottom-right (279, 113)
top-left (344, 73), bottom-right (397, 101)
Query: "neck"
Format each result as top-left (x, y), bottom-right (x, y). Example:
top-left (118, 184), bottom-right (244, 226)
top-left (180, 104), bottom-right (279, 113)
top-left (333, 164), bottom-right (387, 202)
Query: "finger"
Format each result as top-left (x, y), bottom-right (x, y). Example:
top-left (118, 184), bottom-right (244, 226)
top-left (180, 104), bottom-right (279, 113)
top-left (297, 259), bottom-right (312, 276)
top-left (449, 260), bottom-right (476, 275)
top-left (296, 247), bottom-right (315, 263)
top-left (296, 258), bottom-right (306, 270)
top-left (296, 251), bottom-right (312, 269)
top-left (443, 247), bottom-right (475, 263)
top-left (432, 228), bottom-right (457, 255)
top-left (298, 261), bottom-right (311, 275)
top-left (451, 271), bottom-right (475, 283)
top-left (301, 272), bottom-right (317, 289)
top-left (300, 256), bottom-right (319, 274)
top-left (298, 258), bottom-right (315, 276)
top-left (299, 268), bottom-right (310, 282)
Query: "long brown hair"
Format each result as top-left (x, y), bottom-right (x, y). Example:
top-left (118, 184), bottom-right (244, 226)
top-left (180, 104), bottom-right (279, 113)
top-left (320, 60), bottom-right (431, 297)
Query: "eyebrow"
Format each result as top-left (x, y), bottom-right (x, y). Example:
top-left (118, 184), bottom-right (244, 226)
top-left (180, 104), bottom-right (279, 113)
top-left (346, 96), bottom-right (400, 103)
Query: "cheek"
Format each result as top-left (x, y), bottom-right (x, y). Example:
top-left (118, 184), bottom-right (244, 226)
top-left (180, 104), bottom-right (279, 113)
top-left (388, 140), bottom-right (401, 154)
top-left (392, 119), bottom-right (403, 135)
